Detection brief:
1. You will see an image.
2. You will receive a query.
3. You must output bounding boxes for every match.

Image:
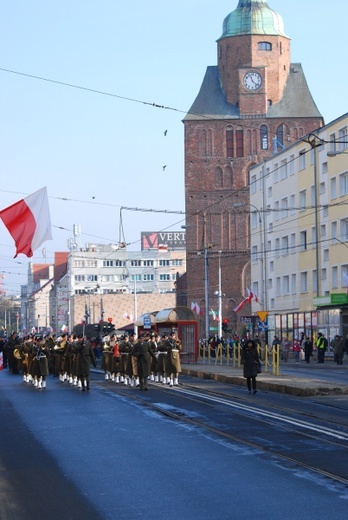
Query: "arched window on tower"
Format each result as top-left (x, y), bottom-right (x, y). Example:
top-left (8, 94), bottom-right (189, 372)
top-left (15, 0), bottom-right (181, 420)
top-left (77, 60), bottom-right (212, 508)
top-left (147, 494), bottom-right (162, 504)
top-left (275, 125), bottom-right (284, 151)
top-left (225, 166), bottom-right (233, 189)
top-left (226, 126), bottom-right (234, 157)
top-left (258, 41), bottom-right (272, 51)
top-left (260, 125), bottom-right (268, 150)
top-left (215, 167), bottom-right (223, 188)
top-left (236, 126), bottom-right (244, 157)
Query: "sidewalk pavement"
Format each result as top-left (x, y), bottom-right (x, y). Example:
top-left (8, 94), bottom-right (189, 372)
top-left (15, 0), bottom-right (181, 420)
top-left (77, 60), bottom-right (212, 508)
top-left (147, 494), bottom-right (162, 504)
top-left (181, 360), bottom-right (348, 396)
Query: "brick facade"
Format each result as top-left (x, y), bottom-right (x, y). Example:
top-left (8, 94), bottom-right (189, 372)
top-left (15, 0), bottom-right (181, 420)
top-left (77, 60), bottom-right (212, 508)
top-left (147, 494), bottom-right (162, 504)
top-left (180, 5), bottom-right (323, 339)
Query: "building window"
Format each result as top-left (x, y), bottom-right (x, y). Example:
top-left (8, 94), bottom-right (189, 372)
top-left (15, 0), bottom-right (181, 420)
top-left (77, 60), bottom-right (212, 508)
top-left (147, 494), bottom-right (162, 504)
top-left (300, 272), bottom-right (308, 292)
top-left (143, 274), bottom-right (154, 281)
top-left (291, 274), bottom-right (297, 294)
top-left (115, 260), bottom-right (125, 267)
top-left (338, 127), bottom-right (348, 152)
top-left (299, 190), bottom-right (306, 210)
top-left (339, 172), bottom-right (348, 196)
top-left (258, 41), bottom-right (272, 51)
top-left (74, 260), bottom-right (84, 267)
top-left (273, 163), bottom-right (279, 183)
top-left (250, 174), bottom-right (257, 194)
top-left (274, 201), bottom-right (279, 221)
top-left (74, 275), bottom-right (85, 282)
top-left (320, 224), bottom-right (326, 238)
top-left (289, 155), bottom-right (295, 175)
top-left (300, 230), bottom-right (307, 251)
top-left (290, 194), bottom-right (295, 215)
top-left (131, 274), bottom-right (141, 282)
top-left (260, 125), bottom-right (268, 150)
top-left (280, 197), bottom-right (288, 219)
top-left (159, 274), bottom-right (171, 281)
top-left (299, 150), bottom-right (306, 170)
top-left (281, 236), bottom-right (289, 256)
top-left (143, 260), bottom-right (154, 267)
top-left (275, 238), bottom-right (280, 258)
top-left (251, 245), bottom-right (258, 263)
top-left (276, 125), bottom-right (284, 150)
top-left (86, 275), bottom-right (97, 282)
top-left (319, 182), bottom-right (326, 195)
top-left (131, 260), bottom-right (141, 267)
top-left (280, 159), bottom-right (288, 180)
top-left (331, 177), bottom-right (337, 199)
top-left (159, 260), bottom-right (170, 267)
top-left (341, 265), bottom-right (348, 288)
top-left (276, 277), bottom-right (281, 296)
top-left (331, 221), bottom-right (338, 244)
top-left (290, 233), bottom-right (296, 253)
top-left (171, 259), bottom-right (183, 266)
top-left (236, 128), bottom-right (244, 157)
top-left (332, 266), bottom-right (338, 289)
top-left (323, 249), bottom-right (329, 262)
top-left (283, 275), bottom-right (290, 295)
top-left (269, 261), bottom-right (274, 273)
top-left (226, 127), bottom-right (234, 157)
top-left (340, 218), bottom-right (348, 241)
top-left (329, 132), bottom-right (336, 153)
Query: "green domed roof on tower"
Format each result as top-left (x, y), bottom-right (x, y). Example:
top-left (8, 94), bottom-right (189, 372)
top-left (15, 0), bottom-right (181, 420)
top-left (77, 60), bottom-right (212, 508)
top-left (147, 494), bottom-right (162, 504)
top-left (218, 0), bottom-right (288, 39)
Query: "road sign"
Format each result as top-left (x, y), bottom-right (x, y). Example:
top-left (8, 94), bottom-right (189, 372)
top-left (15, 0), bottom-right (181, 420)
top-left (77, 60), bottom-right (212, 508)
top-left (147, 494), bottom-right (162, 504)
top-left (107, 317), bottom-right (113, 323)
top-left (143, 316), bottom-right (151, 329)
top-left (257, 311), bottom-right (268, 322)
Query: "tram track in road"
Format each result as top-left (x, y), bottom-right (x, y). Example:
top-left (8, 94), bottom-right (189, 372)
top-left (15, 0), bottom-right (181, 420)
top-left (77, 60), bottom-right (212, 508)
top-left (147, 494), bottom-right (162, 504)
top-left (94, 376), bottom-right (348, 486)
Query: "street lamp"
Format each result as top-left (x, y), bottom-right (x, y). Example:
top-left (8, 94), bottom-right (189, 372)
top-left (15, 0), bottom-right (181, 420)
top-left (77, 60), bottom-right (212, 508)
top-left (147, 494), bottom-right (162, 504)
top-left (327, 150), bottom-right (348, 157)
top-left (218, 251), bottom-right (222, 338)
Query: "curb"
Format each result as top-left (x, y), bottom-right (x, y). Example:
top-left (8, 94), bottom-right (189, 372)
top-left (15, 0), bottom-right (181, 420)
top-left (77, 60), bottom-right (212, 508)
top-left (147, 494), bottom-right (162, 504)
top-left (181, 367), bottom-right (348, 397)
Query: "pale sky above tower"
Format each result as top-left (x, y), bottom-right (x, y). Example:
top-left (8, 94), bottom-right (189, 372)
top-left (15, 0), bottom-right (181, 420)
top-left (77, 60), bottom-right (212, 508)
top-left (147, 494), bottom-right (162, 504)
top-left (0, 0), bottom-right (347, 296)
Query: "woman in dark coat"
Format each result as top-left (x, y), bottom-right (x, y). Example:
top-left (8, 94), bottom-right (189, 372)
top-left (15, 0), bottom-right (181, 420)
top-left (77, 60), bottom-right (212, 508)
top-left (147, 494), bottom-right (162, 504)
top-left (241, 339), bottom-right (260, 394)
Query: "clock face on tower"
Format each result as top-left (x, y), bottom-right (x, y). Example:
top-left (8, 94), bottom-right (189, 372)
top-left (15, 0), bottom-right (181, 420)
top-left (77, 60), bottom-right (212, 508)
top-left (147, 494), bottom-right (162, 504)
top-left (243, 71), bottom-right (262, 91)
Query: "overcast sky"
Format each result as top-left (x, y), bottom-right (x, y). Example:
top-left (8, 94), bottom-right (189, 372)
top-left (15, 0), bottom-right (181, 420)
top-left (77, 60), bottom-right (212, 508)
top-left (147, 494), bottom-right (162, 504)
top-left (1, 0), bottom-right (347, 296)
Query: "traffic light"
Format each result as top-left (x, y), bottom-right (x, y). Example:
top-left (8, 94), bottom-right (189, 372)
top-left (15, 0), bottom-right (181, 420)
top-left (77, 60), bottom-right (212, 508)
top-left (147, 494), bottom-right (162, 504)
top-left (222, 318), bottom-right (229, 332)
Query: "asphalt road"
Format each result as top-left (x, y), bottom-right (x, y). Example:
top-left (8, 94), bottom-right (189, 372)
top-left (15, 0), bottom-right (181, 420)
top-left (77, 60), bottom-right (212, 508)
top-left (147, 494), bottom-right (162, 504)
top-left (1, 369), bottom-right (348, 520)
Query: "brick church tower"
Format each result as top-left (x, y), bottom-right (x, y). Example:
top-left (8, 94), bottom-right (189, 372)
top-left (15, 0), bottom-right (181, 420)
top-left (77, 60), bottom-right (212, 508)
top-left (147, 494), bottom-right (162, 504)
top-left (180, 0), bottom-right (324, 338)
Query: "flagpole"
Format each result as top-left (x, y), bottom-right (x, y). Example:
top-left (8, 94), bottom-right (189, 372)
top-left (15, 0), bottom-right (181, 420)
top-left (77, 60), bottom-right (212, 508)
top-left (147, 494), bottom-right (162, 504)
top-left (204, 246), bottom-right (210, 341)
top-left (134, 276), bottom-right (138, 336)
top-left (218, 251), bottom-right (222, 338)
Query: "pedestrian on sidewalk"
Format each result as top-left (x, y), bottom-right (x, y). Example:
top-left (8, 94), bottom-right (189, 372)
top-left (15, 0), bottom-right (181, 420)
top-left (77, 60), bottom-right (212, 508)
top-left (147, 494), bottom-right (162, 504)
top-left (280, 336), bottom-right (291, 362)
top-left (241, 339), bottom-right (260, 395)
top-left (302, 336), bottom-right (313, 363)
top-left (332, 335), bottom-right (344, 365)
top-left (316, 333), bottom-right (326, 363)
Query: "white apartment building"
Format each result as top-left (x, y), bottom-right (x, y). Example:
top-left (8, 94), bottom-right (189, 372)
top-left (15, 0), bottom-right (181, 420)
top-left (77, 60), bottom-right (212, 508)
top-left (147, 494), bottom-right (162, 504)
top-left (249, 112), bottom-right (348, 343)
top-left (56, 244), bottom-right (186, 332)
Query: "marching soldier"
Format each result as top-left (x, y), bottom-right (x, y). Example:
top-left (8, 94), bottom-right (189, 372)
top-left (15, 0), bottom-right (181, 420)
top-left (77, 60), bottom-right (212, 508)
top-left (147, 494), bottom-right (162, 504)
top-left (31, 335), bottom-right (50, 389)
top-left (110, 333), bottom-right (121, 382)
top-left (165, 331), bottom-right (182, 386)
top-left (158, 333), bottom-right (169, 384)
top-left (101, 334), bottom-right (113, 380)
top-left (149, 333), bottom-right (160, 381)
top-left (133, 332), bottom-right (156, 390)
top-left (73, 335), bottom-right (96, 391)
top-left (54, 333), bottom-right (69, 381)
top-left (118, 334), bottom-right (133, 385)
top-left (129, 332), bottom-right (140, 387)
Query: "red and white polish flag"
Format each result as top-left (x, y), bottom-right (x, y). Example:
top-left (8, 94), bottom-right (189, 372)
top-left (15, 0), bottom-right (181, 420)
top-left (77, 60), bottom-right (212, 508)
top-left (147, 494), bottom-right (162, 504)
top-left (0, 187), bottom-right (52, 258)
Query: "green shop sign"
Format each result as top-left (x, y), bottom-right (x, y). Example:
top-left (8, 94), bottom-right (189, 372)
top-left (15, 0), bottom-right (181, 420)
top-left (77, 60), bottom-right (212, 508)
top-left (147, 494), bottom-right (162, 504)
top-left (313, 293), bottom-right (348, 306)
